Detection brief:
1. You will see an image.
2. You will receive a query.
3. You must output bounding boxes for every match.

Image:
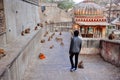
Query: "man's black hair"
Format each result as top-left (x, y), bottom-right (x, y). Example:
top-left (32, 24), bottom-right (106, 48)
top-left (74, 30), bottom-right (79, 37)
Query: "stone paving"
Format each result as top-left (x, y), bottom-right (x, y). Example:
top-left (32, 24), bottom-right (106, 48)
top-left (23, 32), bottom-right (120, 80)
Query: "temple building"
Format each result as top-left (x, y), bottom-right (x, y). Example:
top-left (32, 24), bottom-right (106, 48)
top-left (73, 0), bottom-right (109, 38)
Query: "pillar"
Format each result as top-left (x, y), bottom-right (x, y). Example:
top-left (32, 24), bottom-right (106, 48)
top-left (93, 27), bottom-right (96, 38)
top-left (102, 26), bottom-right (106, 38)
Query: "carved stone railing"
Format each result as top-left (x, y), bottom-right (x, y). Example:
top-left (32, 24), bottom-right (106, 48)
top-left (47, 22), bottom-right (72, 32)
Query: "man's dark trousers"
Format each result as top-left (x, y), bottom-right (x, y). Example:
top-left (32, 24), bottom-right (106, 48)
top-left (69, 52), bottom-right (79, 69)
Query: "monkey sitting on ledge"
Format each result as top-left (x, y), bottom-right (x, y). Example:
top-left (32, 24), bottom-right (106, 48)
top-left (0, 49), bottom-right (6, 59)
top-left (25, 28), bottom-right (30, 34)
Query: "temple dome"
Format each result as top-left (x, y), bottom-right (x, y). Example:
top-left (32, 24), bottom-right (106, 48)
top-left (74, 0), bottom-right (103, 16)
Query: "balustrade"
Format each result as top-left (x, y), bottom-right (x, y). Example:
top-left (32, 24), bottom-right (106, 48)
top-left (48, 22), bottom-right (72, 32)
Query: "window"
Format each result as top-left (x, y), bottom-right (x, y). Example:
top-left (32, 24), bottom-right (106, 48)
top-left (81, 27), bottom-right (84, 34)
top-left (88, 27), bottom-right (93, 34)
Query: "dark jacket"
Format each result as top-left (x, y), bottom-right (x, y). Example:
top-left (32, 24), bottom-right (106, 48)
top-left (69, 36), bottom-right (82, 54)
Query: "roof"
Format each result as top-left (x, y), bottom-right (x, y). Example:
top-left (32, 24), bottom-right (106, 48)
top-left (74, 1), bottom-right (103, 16)
top-left (111, 18), bottom-right (120, 24)
top-left (114, 22), bottom-right (120, 25)
top-left (77, 22), bottom-right (109, 26)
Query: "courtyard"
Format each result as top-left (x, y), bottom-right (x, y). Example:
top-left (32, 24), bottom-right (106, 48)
top-left (23, 32), bottom-right (120, 80)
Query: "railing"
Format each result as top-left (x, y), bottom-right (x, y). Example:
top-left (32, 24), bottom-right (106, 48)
top-left (47, 22), bottom-right (72, 32)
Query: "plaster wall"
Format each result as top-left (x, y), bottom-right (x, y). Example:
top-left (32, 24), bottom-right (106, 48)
top-left (3, 0), bottom-right (40, 43)
top-left (0, 27), bottom-right (46, 80)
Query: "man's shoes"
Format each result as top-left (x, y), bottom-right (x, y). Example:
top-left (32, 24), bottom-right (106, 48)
top-left (72, 68), bottom-right (77, 71)
top-left (70, 68), bottom-right (74, 72)
top-left (70, 68), bottom-right (77, 72)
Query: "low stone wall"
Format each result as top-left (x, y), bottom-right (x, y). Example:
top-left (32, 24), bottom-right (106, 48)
top-left (81, 38), bottom-right (101, 54)
top-left (100, 39), bottom-right (120, 67)
top-left (0, 27), bottom-right (46, 80)
top-left (49, 25), bottom-right (101, 55)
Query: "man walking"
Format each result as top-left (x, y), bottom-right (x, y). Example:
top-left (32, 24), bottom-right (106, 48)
top-left (69, 30), bottom-right (82, 72)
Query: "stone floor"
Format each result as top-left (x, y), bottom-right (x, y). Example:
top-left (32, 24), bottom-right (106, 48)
top-left (23, 32), bottom-right (120, 80)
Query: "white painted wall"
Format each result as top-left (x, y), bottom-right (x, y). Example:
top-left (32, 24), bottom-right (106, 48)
top-left (3, 0), bottom-right (40, 43)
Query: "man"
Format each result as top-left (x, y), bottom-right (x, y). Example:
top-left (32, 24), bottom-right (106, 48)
top-left (69, 30), bottom-right (82, 72)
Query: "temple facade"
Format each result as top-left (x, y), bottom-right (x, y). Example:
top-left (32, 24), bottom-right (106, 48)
top-left (73, 0), bottom-right (109, 38)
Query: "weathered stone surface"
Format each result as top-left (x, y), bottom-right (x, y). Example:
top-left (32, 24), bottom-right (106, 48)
top-left (0, 27), bottom-right (45, 80)
top-left (4, 0), bottom-right (40, 43)
top-left (100, 39), bottom-right (120, 67)
top-left (23, 32), bottom-right (120, 80)
top-left (40, 3), bottom-right (72, 23)
top-left (0, 31), bottom-right (120, 80)
top-left (81, 38), bottom-right (101, 54)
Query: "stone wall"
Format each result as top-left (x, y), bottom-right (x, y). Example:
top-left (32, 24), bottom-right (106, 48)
top-left (3, 0), bottom-right (40, 44)
top-left (0, 0), bottom-right (4, 9)
top-left (81, 38), bottom-right (101, 54)
top-left (100, 39), bottom-right (120, 67)
top-left (0, 0), bottom-right (6, 47)
top-left (40, 3), bottom-right (72, 23)
top-left (0, 27), bottom-right (46, 80)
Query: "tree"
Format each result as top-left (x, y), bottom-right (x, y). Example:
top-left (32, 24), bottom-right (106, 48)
top-left (57, 0), bottom-right (75, 10)
top-left (40, 0), bottom-right (53, 3)
top-left (41, 0), bottom-right (75, 10)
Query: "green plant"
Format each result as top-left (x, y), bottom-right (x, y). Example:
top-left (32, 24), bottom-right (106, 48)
top-left (57, 0), bottom-right (75, 10)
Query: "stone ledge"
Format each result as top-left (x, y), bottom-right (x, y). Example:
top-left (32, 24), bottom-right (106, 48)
top-left (81, 48), bottom-right (100, 54)
top-left (82, 38), bottom-right (101, 40)
top-left (100, 39), bottom-right (120, 67)
top-left (0, 28), bottom-right (42, 77)
top-left (101, 39), bottom-right (120, 44)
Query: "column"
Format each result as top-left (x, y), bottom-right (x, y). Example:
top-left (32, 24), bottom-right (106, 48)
top-left (102, 26), bottom-right (106, 38)
top-left (93, 27), bottom-right (96, 38)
